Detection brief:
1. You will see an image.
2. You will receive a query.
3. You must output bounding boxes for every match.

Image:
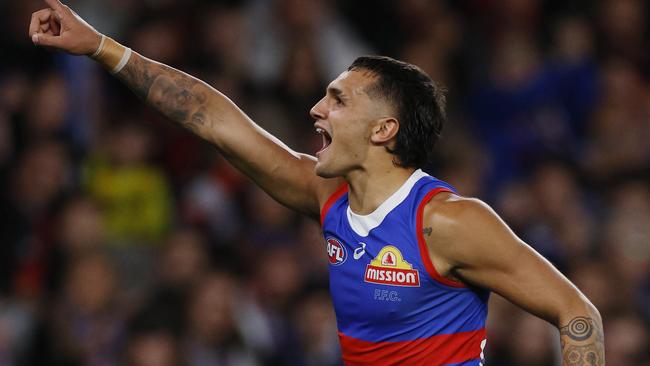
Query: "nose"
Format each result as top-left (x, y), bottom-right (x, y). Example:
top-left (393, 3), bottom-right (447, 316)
top-left (310, 97), bottom-right (327, 120)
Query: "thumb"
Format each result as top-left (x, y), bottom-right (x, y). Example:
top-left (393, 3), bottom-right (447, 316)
top-left (32, 32), bottom-right (63, 48)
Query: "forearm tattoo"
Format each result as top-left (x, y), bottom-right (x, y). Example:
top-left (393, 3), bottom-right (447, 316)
top-left (116, 53), bottom-right (211, 135)
top-left (559, 316), bottom-right (605, 365)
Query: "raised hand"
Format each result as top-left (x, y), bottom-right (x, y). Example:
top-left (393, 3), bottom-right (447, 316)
top-left (29, 0), bottom-right (101, 55)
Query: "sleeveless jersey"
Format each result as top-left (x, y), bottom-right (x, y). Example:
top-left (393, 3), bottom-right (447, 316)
top-left (321, 170), bottom-right (489, 366)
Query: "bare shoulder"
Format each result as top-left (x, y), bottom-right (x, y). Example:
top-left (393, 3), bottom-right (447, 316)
top-left (422, 193), bottom-right (518, 269)
top-left (423, 193), bottom-right (497, 230)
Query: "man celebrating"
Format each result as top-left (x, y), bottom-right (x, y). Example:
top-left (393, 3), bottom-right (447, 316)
top-left (30, 0), bottom-right (604, 364)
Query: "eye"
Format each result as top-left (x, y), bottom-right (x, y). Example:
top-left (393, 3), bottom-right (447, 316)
top-left (334, 96), bottom-right (344, 106)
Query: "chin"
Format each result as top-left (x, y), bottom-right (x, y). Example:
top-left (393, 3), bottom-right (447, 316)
top-left (315, 161), bottom-right (341, 178)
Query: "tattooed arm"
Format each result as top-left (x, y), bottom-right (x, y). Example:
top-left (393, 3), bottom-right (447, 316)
top-left (114, 53), bottom-right (230, 144)
top-left (560, 315), bottom-right (605, 365)
top-left (421, 195), bottom-right (605, 365)
top-left (116, 55), bottom-right (211, 137)
top-left (29, 0), bottom-right (343, 218)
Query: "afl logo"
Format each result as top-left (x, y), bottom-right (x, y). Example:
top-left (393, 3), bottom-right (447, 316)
top-left (326, 238), bottom-right (347, 266)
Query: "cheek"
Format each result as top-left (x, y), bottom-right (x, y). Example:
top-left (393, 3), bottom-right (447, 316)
top-left (340, 124), bottom-right (369, 148)
top-left (333, 114), bottom-right (366, 141)
top-left (329, 108), bottom-right (372, 152)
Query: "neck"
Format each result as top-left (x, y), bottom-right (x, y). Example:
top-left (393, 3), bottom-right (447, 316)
top-left (345, 165), bottom-right (416, 215)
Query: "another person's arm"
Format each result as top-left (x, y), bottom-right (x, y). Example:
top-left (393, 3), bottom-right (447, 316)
top-left (29, 0), bottom-right (341, 218)
top-left (423, 195), bottom-right (604, 365)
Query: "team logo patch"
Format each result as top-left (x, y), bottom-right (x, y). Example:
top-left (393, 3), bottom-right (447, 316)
top-left (326, 237), bottom-right (347, 266)
top-left (364, 245), bottom-right (420, 287)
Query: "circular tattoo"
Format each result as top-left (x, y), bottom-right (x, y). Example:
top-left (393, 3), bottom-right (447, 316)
top-left (566, 317), bottom-right (593, 341)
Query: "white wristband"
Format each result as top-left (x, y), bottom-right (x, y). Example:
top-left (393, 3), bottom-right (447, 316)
top-left (90, 35), bottom-right (131, 74)
top-left (111, 47), bottom-right (132, 74)
top-left (91, 34), bottom-right (106, 58)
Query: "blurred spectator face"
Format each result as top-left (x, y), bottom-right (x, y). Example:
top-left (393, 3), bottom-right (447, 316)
top-left (0, 71), bottom-right (29, 113)
top-left (255, 247), bottom-right (303, 309)
top-left (600, 0), bottom-right (646, 45)
top-left (399, 3), bottom-right (459, 84)
top-left (296, 218), bottom-right (329, 281)
top-left (553, 17), bottom-right (594, 62)
top-left (396, 0), bottom-right (445, 38)
top-left (64, 252), bottom-right (117, 315)
top-left (109, 122), bottom-right (153, 166)
top-left (491, 32), bottom-right (540, 89)
top-left (555, 206), bottom-right (594, 261)
top-left (605, 314), bottom-right (650, 365)
top-left (532, 163), bottom-right (596, 264)
top-left (509, 312), bottom-right (555, 365)
top-left (202, 6), bottom-right (248, 69)
top-left (500, 0), bottom-right (541, 29)
top-left (437, 131), bottom-right (488, 198)
top-left (442, 161), bottom-right (484, 198)
top-left (605, 183), bottom-right (650, 286)
top-left (126, 331), bottom-right (180, 366)
top-left (158, 229), bottom-right (209, 290)
top-left (495, 182), bottom-right (536, 230)
top-left (569, 262), bottom-right (619, 316)
top-left (12, 140), bottom-right (69, 212)
top-left (532, 163), bottom-right (578, 219)
top-left (295, 292), bottom-right (334, 342)
top-left (58, 197), bottom-right (105, 252)
top-left (247, 185), bottom-right (294, 229)
top-left (282, 41), bottom-right (323, 98)
top-left (584, 60), bottom-right (650, 179)
top-left (601, 59), bottom-right (645, 107)
top-left (26, 72), bottom-right (68, 136)
top-left (130, 19), bottom-right (183, 64)
top-left (486, 295), bottom-right (514, 356)
top-left (294, 291), bottom-right (339, 357)
top-left (276, 0), bottom-right (323, 33)
top-left (188, 272), bottom-right (238, 345)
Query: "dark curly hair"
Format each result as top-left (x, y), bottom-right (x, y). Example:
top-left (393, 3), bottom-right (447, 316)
top-left (348, 56), bottom-right (446, 168)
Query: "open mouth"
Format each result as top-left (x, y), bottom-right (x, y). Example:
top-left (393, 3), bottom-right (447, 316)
top-left (316, 127), bottom-right (332, 155)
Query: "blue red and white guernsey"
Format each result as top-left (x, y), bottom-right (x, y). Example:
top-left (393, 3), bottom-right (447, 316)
top-left (320, 169), bottom-right (489, 366)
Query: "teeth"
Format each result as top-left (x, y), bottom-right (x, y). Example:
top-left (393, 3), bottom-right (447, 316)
top-left (315, 126), bottom-right (332, 154)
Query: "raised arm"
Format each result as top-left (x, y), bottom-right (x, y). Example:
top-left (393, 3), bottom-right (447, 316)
top-left (29, 0), bottom-right (341, 218)
top-left (112, 53), bottom-right (336, 217)
top-left (423, 195), bottom-right (605, 365)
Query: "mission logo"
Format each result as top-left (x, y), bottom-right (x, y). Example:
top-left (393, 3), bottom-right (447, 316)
top-left (364, 245), bottom-right (420, 287)
top-left (326, 237), bottom-right (347, 266)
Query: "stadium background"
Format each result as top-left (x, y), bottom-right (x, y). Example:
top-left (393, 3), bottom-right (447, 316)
top-left (1, 0), bottom-right (649, 364)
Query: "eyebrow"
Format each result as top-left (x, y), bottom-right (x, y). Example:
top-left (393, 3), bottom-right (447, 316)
top-left (327, 86), bottom-right (344, 98)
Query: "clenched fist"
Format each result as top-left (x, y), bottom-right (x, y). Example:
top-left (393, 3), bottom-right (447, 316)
top-left (29, 0), bottom-right (102, 55)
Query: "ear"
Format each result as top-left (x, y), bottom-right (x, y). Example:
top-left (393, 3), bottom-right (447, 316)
top-left (370, 117), bottom-right (399, 145)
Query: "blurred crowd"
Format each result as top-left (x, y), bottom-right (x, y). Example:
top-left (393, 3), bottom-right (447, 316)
top-left (1, 0), bottom-right (649, 365)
